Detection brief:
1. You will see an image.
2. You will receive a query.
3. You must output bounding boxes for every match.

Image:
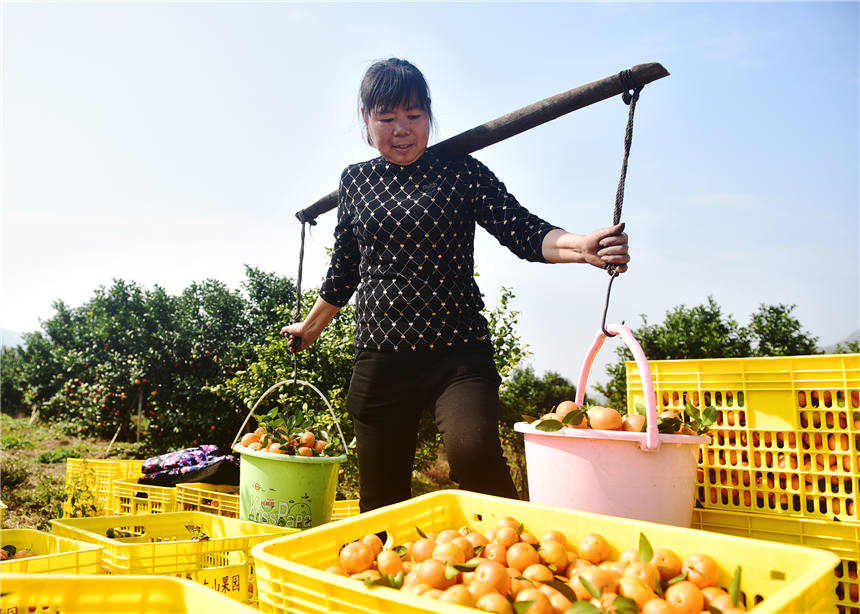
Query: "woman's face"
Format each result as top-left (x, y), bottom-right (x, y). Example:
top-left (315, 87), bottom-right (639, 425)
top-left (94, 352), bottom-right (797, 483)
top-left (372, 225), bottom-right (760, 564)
top-left (364, 104), bottom-right (429, 166)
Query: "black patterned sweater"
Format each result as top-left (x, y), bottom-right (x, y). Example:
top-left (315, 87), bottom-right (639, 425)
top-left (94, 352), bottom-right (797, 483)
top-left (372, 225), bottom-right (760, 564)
top-left (318, 149), bottom-right (560, 352)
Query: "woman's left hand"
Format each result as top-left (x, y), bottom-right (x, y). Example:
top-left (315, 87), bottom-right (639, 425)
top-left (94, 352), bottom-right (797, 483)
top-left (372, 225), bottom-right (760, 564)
top-left (542, 223), bottom-right (630, 272)
top-left (585, 222), bottom-right (629, 273)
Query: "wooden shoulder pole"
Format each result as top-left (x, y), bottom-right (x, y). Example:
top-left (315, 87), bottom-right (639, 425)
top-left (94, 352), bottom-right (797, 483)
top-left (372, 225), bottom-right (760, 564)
top-left (295, 62), bottom-right (669, 224)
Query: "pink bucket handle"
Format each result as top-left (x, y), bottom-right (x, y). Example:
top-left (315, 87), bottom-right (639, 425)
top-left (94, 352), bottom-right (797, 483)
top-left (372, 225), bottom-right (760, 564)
top-left (574, 322), bottom-right (660, 451)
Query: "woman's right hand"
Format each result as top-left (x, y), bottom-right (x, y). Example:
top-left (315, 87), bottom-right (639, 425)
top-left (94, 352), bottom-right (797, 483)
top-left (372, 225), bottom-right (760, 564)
top-left (280, 321), bottom-right (317, 353)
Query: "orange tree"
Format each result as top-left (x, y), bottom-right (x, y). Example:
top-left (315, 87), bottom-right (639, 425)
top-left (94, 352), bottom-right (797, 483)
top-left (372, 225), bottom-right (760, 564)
top-left (13, 267), bottom-right (297, 451)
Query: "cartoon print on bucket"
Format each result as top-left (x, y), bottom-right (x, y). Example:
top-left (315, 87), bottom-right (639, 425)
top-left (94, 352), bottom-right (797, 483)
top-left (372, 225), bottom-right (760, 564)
top-left (245, 485), bottom-right (314, 529)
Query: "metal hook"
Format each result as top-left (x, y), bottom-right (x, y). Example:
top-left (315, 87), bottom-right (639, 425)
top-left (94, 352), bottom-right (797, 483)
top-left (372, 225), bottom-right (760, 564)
top-left (601, 269), bottom-right (620, 337)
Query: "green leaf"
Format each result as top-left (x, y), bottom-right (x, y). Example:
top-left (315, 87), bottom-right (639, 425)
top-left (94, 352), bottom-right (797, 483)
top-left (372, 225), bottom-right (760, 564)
top-left (579, 575), bottom-right (601, 599)
top-left (562, 409), bottom-right (586, 425)
top-left (514, 602), bottom-right (537, 614)
top-left (1, 545), bottom-right (16, 557)
top-left (392, 570), bottom-right (404, 589)
top-left (415, 526), bottom-right (427, 539)
top-left (657, 417), bottom-right (681, 434)
top-left (453, 563), bottom-right (479, 572)
top-left (540, 577), bottom-right (578, 603)
top-left (393, 545), bottom-right (408, 559)
top-left (638, 533), bottom-right (654, 563)
top-left (444, 563), bottom-right (459, 580)
top-left (703, 406), bottom-right (718, 425)
top-left (666, 571), bottom-right (687, 586)
top-left (634, 401), bottom-right (647, 416)
top-left (517, 522), bottom-right (524, 535)
top-left (613, 596), bottom-right (640, 614)
top-left (522, 414), bottom-right (539, 424)
top-left (729, 565), bottom-right (742, 606)
top-left (473, 545), bottom-right (485, 557)
top-left (565, 603), bottom-right (601, 614)
top-left (535, 419), bottom-right (563, 432)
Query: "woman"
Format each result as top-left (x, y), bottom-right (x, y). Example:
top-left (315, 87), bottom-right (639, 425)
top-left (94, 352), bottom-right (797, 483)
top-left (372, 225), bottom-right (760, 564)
top-left (282, 58), bottom-right (629, 512)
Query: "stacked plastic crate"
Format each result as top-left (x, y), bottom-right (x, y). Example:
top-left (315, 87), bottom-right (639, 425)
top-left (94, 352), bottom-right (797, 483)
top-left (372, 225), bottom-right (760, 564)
top-left (626, 353), bottom-right (860, 613)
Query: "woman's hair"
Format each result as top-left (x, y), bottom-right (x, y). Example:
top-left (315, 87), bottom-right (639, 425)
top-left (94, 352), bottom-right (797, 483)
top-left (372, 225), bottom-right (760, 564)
top-left (359, 58), bottom-right (435, 146)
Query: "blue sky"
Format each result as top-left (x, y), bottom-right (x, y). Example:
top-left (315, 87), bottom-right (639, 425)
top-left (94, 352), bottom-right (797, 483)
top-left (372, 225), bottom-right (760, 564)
top-left (2, 2), bottom-right (857, 391)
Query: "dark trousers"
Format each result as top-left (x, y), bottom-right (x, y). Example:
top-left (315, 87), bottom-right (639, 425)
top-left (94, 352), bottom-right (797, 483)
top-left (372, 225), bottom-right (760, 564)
top-left (346, 342), bottom-right (519, 512)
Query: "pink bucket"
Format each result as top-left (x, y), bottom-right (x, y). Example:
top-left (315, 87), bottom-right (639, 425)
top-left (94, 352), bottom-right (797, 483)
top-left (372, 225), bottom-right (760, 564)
top-left (514, 322), bottom-right (709, 527)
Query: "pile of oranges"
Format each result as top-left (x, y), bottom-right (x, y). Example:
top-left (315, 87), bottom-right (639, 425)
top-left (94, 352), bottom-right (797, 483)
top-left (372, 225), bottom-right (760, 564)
top-left (238, 426), bottom-right (330, 457)
top-left (322, 515), bottom-right (747, 614)
top-left (531, 401), bottom-right (703, 436)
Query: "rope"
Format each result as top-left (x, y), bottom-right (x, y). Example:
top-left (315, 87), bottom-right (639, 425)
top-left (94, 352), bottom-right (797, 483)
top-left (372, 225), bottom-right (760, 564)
top-left (602, 70), bottom-right (644, 337)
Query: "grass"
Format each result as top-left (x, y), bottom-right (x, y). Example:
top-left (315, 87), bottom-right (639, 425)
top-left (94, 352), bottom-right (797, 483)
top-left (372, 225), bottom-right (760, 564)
top-left (0, 414), bottom-right (147, 530)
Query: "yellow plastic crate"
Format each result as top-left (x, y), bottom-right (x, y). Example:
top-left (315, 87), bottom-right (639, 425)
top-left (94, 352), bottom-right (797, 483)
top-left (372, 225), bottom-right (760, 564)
top-left (63, 458), bottom-right (144, 517)
top-left (626, 354), bottom-right (860, 522)
top-left (331, 499), bottom-right (361, 521)
top-left (692, 508), bottom-right (860, 614)
top-left (111, 480), bottom-right (177, 515)
top-left (50, 511), bottom-right (294, 603)
top-left (0, 574), bottom-right (261, 613)
top-left (251, 489), bottom-right (839, 614)
top-left (0, 528), bottom-right (102, 574)
top-left (176, 483), bottom-right (240, 517)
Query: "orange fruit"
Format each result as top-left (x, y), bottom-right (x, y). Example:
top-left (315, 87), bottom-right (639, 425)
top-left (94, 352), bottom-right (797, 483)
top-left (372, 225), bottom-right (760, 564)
top-left (298, 446), bottom-right (314, 456)
top-left (515, 588), bottom-right (553, 614)
top-left (519, 531), bottom-right (539, 546)
top-left (505, 566), bottom-right (519, 578)
top-left (506, 542), bottom-right (539, 572)
top-left (467, 579), bottom-right (498, 601)
top-left (617, 575), bottom-right (657, 608)
top-left (240, 433), bottom-right (258, 446)
top-left (652, 547), bottom-right (682, 582)
top-left (376, 550), bottom-right (403, 575)
top-left (496, 516), bottom-right (522, 531)
top-left (433, 541), bottom-right (466, 566)
top-left (248, 442), bottom-right (262, 450)
top-left (466, 531), bottom-right (490, 549)
top-left (423, 588), bottom-right (443, 599)
top-left (536, 540), bottom-right (567, 570)
top-left (314, 439), bottom-right (327, 453)
top-left (600, 560), bottom-right (627, 579)
top-left (509, 577), bottom-right (534, 598)
top-left (642, 598), bottom-right (681, 614)
top-left (494, 526), bottom-right (519, 548)
top-left (587, 405), bottom-right (624, 430)
top-left (437, 529), bottom-right (460, 544)
top-left (548, 590), bottom-right (573, 612)
top-left (578, 533), bottom-right (610, 563)
top-left (624, 414), bottom-right (647, 432)
top-left (339, 541), bottom-right (374, 574)
top-left (324, 565), bottom-right (347, 576)
top-left (484, 542), bottom-right (507, 564)
top-left (522, 563), bottom-right (554, 582)
top-left (475, 592), bottom-right (514, 614)
top-left (300, 430), bottom-right (315, 446)
top-left (556, 400), bottom-right (580, 416)
top-left (361, 533), bottom-right (384, 557)
top-left (625, 561), bottom-right (661, 590)
top-left (451, 536), bottom-right (473, 557)
top-left (253, 426), bottom-right (266, 438)
top-left (540, 530), bottom-right (568, 547)
top-left (702, 587), bottom-right (732, 609)
top-left (266, 442), bottom-right (285, 454)
top-left (665, 581), bottom-right (704, 614)
top-left (475, 561), bottom-right (511, 595)
top-left (572, 558), bottom-right (596, 573)
top-left (413, 558), bottom-right (456, 589)
top-left (411, 537), bottom-right (436, 562)
top-left (439, 584), bottom-right (474, 606)
top-left (571, 567), bottom-right (616, 601)
top-left (682, 553), bottom-right (720, 589)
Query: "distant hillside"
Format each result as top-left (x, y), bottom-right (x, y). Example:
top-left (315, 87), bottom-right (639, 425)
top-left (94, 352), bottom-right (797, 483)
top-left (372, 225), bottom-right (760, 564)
top-left (1, 329), bottom-right (26, 349)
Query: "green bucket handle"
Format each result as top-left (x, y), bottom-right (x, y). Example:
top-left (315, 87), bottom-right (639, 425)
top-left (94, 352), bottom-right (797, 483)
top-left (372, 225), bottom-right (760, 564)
top-left (231, 378), bottom-right (350, 454)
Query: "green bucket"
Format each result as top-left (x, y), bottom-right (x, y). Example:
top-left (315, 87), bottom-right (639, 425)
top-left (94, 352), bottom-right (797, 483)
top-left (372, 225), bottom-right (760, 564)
top-left (231, 379), bottom-right (350, 530)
